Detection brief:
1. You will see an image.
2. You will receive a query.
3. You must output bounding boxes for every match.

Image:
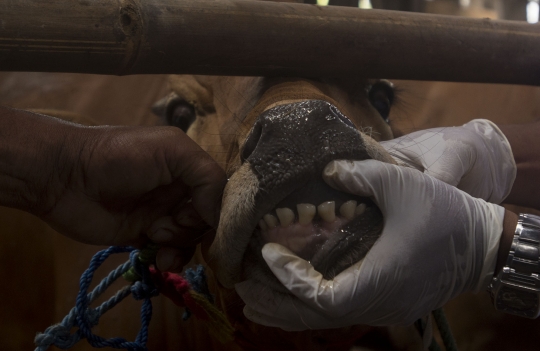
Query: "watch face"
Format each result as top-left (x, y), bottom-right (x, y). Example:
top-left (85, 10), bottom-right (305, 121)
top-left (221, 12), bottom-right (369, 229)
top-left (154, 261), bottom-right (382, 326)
top-left (496, 286), bottom-right (539, 316)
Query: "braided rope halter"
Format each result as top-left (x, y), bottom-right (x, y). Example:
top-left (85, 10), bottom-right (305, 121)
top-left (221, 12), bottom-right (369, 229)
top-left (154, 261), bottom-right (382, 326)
top-left (34, 245), bottom-right (234, 351)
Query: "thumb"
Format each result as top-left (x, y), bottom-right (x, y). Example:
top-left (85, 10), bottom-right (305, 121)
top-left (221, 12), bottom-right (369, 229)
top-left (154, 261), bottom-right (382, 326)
top-left (262, 243), bottom-right (336, 313)
top-left (262, 242), bottom-right (369, 318)
top-left (165, 133), bottom-right (227, 228)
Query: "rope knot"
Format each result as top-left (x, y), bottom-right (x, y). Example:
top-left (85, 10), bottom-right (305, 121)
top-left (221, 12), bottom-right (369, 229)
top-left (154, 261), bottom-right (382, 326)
top-left (131, 281), bottom-right (158, 300)
top-left (185, 266), bottom-right (214, 303)
top-left (34, 324), bottom-right (78, 350)
top-left (85, 308), bottom-right (101, 327)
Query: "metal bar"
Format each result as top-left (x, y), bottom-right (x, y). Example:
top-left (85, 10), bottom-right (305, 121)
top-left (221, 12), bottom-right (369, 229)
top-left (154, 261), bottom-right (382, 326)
top-left (1, 0), bottom-right (539, 85)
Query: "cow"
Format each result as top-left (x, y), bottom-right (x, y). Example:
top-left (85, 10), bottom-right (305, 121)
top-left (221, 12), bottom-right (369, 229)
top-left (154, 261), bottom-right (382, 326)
top-left (145, 73), bottom-right (540, 351)
top-left (151, 75), bottom-right (400, 350)
top-left (149, 74), bottom-right (540, 351)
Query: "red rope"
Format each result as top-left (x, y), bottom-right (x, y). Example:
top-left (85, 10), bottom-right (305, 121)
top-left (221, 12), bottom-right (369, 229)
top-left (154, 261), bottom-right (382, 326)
top-left (149, 268), bottom-right (210, 321)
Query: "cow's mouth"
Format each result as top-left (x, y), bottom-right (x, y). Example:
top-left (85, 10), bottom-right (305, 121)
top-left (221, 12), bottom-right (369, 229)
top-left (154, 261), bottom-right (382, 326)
top-left (253, 178), bottom-right (383, 279)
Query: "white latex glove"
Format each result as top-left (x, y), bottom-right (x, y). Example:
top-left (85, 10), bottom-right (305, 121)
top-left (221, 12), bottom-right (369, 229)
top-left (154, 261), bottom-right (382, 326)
top-left (236, 160), bottom-right (505, 329)
top-left (381, 119), bottom-right (516, 204)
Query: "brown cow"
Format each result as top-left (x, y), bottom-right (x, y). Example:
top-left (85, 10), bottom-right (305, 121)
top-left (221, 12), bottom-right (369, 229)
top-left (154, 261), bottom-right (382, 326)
top-left (153, 75), bottom-right (400, 350)
top-left (150, 75), bottom-right (540, 351)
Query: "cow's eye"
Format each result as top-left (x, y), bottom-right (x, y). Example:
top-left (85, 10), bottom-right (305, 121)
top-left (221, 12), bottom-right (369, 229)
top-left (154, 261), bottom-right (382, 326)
top-left (167, 101), bottom-right (196, 132)
top-left (368, 80), bottom-right (394, 122)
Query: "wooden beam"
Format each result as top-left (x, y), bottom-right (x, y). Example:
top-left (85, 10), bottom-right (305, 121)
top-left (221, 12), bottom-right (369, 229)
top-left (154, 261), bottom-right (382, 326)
top-left (1, 0), bottom-right (539, 85)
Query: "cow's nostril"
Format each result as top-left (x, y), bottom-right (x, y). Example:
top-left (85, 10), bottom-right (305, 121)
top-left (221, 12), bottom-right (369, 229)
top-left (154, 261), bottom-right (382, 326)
top-left (241, 121), bottom-right (262, 163)
top-left (330, 105), bottom-right (355, 129)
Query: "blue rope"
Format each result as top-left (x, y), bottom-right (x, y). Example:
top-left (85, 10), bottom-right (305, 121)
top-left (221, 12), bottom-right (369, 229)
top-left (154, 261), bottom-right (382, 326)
top-left (34, 246), bottom-right (157, 351)
top-left (185, 265), bottom-right (214, 303)
top-left (182, 266), bottom-right (214, 320)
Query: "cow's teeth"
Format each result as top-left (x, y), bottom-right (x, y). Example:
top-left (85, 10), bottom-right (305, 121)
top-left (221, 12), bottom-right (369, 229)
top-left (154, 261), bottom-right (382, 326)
top-left (355, 203), bottom-right (366, 216)
top-left (262, 201), bottom-right (364, 229)
top-left (318, 201), bottom-right (336, 222)
top-left (297, 203), bottom-right (316, 225)
top-left (340, 200), bottom-right (357, 220)
top-left (264, 214), bottom-right (278, 228)
top-left (276, 207), bottom-right (295, 227)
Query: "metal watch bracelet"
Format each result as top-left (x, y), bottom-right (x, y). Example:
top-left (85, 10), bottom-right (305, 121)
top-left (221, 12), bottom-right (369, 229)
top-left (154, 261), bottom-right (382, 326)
top-left (489, 213), bottom-right (540, 318)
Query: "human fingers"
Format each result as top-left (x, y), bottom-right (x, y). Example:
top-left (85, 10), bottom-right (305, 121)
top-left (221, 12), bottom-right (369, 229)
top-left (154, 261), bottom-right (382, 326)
top-left (459, 119), bottom-right (516, 203)
top-left (380, 129), bottom-right (464, 186)
top-left (155, 246), bottom-right (196, 272)
top-left (236, 279), bottom-right (342, 331)
top-left (148, 216), bottom-right (214, 248)
top-left (322, 159), bottom-right (417, 216)
top-left (380, 134), bottom-right (428, 172)
top-left (235, 279), bottom-right (310, 331)
top-left (242, 298), bottom-right (341, 331)
top-left (261, 243), bottom-right (366, 317)
top-left (238, 279), bottom-right (367, 330)
top-left (174, 202), bottom-right (208, 229)
top-left (243, 305), bottom-right (305, 331)
top-left (164, 130), bottom-right (227, 227)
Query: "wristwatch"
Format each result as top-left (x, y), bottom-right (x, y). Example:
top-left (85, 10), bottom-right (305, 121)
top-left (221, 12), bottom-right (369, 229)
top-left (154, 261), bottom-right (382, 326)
top-left (489, 213), bottom-right (540, 318)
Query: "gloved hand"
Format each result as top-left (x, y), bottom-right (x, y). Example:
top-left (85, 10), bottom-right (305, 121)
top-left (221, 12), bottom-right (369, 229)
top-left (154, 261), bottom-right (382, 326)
top-left (236, 160), bottom-right (505, 329)
top-left (381, 119), bottom-right (516, 204)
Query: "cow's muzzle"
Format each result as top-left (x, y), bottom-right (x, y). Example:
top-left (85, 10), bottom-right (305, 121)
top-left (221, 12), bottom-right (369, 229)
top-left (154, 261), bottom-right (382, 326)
top-left (210, 100), bottom-right (384, 288)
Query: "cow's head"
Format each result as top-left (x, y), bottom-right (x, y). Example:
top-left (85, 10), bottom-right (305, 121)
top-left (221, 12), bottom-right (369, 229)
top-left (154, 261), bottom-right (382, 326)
top-left (153, 75), bottom-right (397, 349)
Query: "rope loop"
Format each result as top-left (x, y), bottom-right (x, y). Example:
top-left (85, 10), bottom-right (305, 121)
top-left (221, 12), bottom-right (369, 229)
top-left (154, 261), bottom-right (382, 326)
top-left (35, 245), bottom-right (234, 350)
top-left (34, 324), bottom-right (78, 350)
top-left (35, 246), bottom-right (151, 351)
top-left (75, 246), bottom-right (153, 350)
top-left (131, 280), bottom-right (158, 300)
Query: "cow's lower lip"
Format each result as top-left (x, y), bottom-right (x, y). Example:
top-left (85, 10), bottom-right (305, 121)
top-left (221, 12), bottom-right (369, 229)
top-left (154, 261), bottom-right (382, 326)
top-left (311, 202), bottom-right (383, 279)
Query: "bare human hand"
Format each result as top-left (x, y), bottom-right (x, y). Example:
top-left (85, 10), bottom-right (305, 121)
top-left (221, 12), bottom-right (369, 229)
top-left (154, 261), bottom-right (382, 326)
top-left (0, 107), bottom-right (226, 271)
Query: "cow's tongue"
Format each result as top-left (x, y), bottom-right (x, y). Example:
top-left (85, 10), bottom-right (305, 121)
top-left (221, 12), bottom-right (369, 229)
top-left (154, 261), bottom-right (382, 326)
top-left (260, 217), bottom-right (350, 260)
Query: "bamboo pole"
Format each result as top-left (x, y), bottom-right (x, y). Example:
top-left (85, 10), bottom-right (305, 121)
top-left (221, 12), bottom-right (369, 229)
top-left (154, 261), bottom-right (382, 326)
top-left (0, 0), bottom-right (539, 85)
